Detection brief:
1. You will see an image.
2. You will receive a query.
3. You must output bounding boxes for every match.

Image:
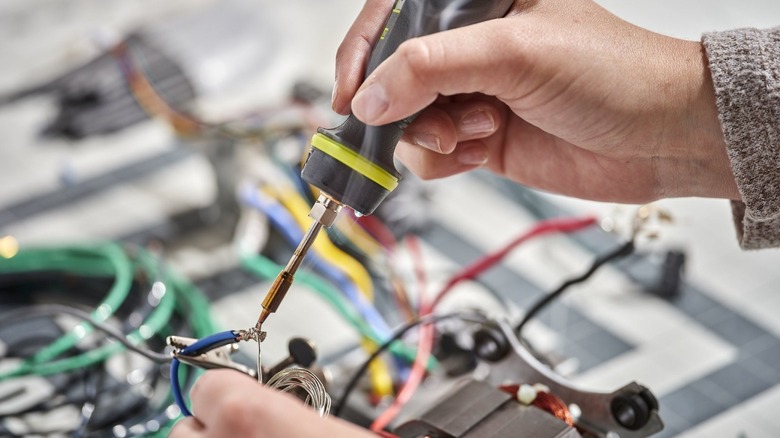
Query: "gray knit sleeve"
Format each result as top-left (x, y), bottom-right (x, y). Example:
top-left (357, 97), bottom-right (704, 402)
top-left (702, 27), bottom-right (780, 249)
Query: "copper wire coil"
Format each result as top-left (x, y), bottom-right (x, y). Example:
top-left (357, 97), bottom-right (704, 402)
top-left (499, 384), bottom-right (575, 427)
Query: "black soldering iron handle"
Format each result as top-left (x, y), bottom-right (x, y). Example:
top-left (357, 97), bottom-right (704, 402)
top-left (302, 0), bottom-right (515, 215)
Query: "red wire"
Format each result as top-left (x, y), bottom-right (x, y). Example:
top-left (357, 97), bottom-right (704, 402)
top-left (369, 217), bottom-right (597, 433)
top-left (431, 216), bottom-right (597, 308)
top-left (371, 236), bottom-right (431, 432)
top-left (356, 213), bottom-right (398, 251)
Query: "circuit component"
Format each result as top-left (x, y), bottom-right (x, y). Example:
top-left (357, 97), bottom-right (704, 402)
top-left (395, 380), bottom-right (581, 438)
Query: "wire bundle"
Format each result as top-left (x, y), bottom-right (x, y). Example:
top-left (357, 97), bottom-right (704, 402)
top-left (0, 242), bottom-right (219, 437)
top-left (366, 217), bottom-right (603, 431)
top-left (234, 142), bottom-right (632, 433)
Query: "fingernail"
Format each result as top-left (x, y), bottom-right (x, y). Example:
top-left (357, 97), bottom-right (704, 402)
top-left (458, 144), bottom-right (488, 165)
top-left (459, 110), bottom-right (495, 136)
top-left (331, 82), bottom-right (339, 107)
top-left (352, 82), bottom-right (388, 122)
top-left (412, 133), bottom-right (441, 153)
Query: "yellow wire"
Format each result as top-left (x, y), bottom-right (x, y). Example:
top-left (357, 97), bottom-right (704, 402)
top-left (362, 339), bottom-right (395, 398)
top-left (270, 187), bottom-right (375, 302)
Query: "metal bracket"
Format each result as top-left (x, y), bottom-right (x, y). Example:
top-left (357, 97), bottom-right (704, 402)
top-left (485, 319), bottom-right (663, 437)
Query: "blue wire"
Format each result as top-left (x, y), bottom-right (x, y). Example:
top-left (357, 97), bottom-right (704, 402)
top-left (170, 331), bottom-right (240, 417)
top-left (170, 359), bottom-right (192, 417)
top-left (240, 187), bottom-right (393, 339)
top-left (181, 330), bottom-right (239, 355)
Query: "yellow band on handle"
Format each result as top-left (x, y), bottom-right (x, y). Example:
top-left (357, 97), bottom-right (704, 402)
top-left (310, 133), bottom-right (399, 192)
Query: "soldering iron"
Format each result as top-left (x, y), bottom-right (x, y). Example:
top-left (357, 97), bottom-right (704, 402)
top-left (255, 0), bottom-right (516, 329)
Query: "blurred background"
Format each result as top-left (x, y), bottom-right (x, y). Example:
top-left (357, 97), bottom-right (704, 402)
top-left (1, 0), bottom-right (779, 437)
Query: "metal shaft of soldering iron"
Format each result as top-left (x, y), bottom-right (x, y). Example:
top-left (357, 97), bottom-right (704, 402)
top-left (255, 195), bottom-right (341, 329)
top-left (255, 221), bottom-right (321, 328)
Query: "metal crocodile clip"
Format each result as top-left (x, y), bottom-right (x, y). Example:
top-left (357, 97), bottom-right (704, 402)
top-left (166, 335), bottom-right (257, 378)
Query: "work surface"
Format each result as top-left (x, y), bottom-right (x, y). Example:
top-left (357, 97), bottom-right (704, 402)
top-left (2, 1), bottom-right (780, 437)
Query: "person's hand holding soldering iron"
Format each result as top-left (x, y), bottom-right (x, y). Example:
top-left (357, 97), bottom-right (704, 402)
top-left (172, 0), bottom-right (780, 435)
top-left (334, 0), bottom-right (741, 205)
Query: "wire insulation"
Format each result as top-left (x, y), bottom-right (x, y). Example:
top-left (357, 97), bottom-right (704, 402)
top-left (169, 331), bottom-right (240, 417)
top-left (432, 217), bottom-right (598, 308)
top-left (0, 305), bottom-right (170, 363)
top-left (370, 236), bottom-right (432, 431)
top-left (515, 240), bottom-right (635, 335)
top-left (240, 187), bottom-right (393, 340)
top-left (333, 312), bottom-right (486, 418)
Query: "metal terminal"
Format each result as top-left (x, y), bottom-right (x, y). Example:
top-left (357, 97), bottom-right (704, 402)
top-left (237, 327), bottom-right (267, 343)
top-left (166, 336), bottom-right (256, 378)
top-left (255, 195), bottom-right (343, 327)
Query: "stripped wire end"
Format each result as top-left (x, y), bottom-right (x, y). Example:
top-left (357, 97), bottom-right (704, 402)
top-left (237, 327), bottom-right (267, 343)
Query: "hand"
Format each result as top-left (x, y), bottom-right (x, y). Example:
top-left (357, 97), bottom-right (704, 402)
top-left (333, 0), bottom-right (740, 203)
top-left (169, 370), bottom-right (374, 438)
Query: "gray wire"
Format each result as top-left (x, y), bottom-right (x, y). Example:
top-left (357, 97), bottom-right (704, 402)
top-left (0, 304), bottom-right (170, 363)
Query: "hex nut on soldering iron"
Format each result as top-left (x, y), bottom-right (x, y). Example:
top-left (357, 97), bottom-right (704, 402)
top-left (309, 194), bottom-right (341, 227)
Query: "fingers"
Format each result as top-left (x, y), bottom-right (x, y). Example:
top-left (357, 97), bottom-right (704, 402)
top-left (186, 370), bottom-right (376, 438)
top-left (189, 369), bottom-right (259, 429)
top-left (333, 0), bottom-right (395, 115)
top-left (397, 140), bottom-right (490, 180)
top-left (396, 99), bottom-right (502, 180)
top-left (170, 417), bottom-right (205, 437)
top-left (404, 99), bottom-right (501, 154)
top-left (351, 20), bottom-right (524, 125)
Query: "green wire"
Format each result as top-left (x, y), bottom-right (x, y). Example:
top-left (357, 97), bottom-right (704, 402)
top-left (0, 242), bottom-right (222, 435)
top-left (147, 266), bottom-right (221, 437)
top-left (239, 253), bottom-right (433, 367)
top-left (0, 242), bottom-right (436, 434)
top-left (126, 248), bottom-right (218, 436)
top-left (0, 243), bottom-right (135, 380)
top-left (6, 280), bottom-right (176, 378)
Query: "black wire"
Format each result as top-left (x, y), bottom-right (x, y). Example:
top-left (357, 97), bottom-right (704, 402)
top-left (0, 304), bottom-right (170, 363)
top-left (333, 312), bottom-right (487, 418)
top-left (515, 240), bottom-right (635, 335)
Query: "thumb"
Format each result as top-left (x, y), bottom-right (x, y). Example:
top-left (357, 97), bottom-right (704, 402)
top-left (351, 19), bottom-right (524, 125)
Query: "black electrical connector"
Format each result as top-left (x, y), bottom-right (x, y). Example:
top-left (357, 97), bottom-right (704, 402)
top-left (649, 249), bottom-right (686, 299)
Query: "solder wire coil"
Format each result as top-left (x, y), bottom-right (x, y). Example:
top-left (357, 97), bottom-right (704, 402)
top-left (170, 330), bottom-right (331, 418)
top-left (267, 367), bottom-right (332, 417)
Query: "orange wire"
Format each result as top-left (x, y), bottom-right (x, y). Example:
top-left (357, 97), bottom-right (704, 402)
top-left (389, 272), bottom-right (417, 322)
top-left (498, 384), bottom-right (574, 426)
top-left (533, 391), bottom-right (575, 427)
top-left (113, 42), bottom-right (321, 138)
